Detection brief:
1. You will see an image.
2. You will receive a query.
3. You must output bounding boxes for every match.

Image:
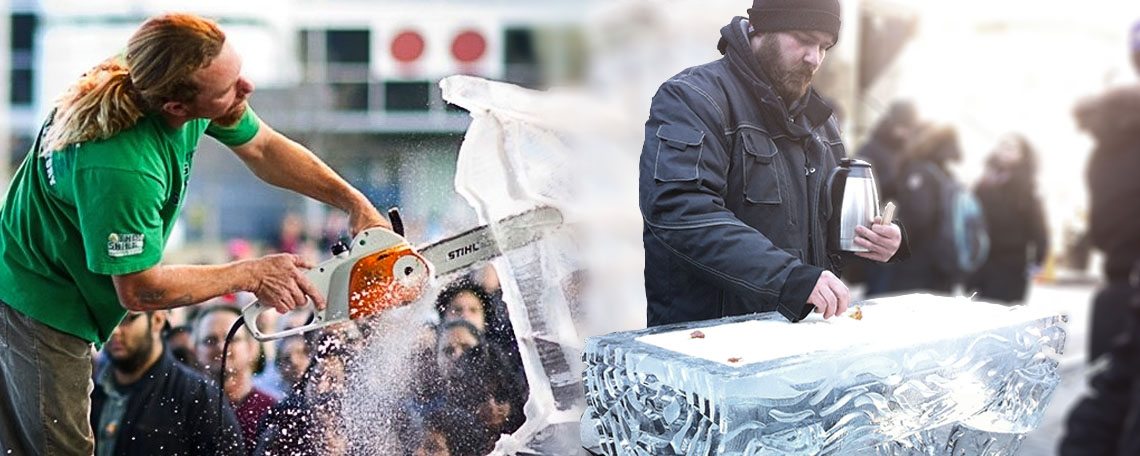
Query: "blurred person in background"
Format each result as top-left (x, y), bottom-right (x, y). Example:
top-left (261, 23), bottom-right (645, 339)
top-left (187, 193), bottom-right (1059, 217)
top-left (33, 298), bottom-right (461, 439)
top-left (273, 212), bottom-right (308, 255)
top-left (221, 238), bottom-right (259, 307)
top-left (318, 211), bottom-right (350, 252)
top-left (855, 101), bottom-right (922, 297)
top-left (411, 410), bottom-right (454, 456)
top-left (418, 320), bottom-right (492, 419)
top-left (1081, 19), bottom-right (1140, 367)
top-left (856, 100), bottom-right (921, 204)
top-left (253, 309), bottom-right (313, 399)
top-left (965, 134), bottom-right (1048, 304)
top-left (436, 277), bottom-right (527, 395)
top-left (195, 306), bottom-right (277, 453)
top-left (435, 320), bottom-right (485, 381)
top-left (272, 333), bottom-right (312, 394)
top-left (433, 319), bottom-right (526, 456)
top-left (468, 265), bottom-right (523, 370)
top-left (92, 310), bottom-right (243, 454)
top-left (1060, 20), bottom-right (1140, 455)
top-left (254, 325), bottom-right (358, 456)
top-left (639, 0), bottom-right (905, 326)
top-left (881, 124), bottom-right (964, 295)
top-left (165, 324), bottom-right (201, 370)
top-left (436, 278), bottom-right (494, 333)
top-left (0, 13), bottom-right (390, 453)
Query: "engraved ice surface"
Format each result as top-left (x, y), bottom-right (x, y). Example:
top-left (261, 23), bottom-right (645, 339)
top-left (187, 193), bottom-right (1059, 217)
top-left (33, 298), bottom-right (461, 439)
top-left (442, 75), bottom-right (647, 455)
top-left (583, 295), bottom-right (1067, 455)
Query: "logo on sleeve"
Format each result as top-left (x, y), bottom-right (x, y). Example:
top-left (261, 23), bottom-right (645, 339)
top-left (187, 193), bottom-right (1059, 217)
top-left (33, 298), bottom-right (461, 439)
top-left (107, 233), bottom-right (145, 257)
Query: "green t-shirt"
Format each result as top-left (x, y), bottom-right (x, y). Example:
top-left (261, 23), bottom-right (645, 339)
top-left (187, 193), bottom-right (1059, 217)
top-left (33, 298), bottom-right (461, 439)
top-left (0, 108), bottom-right (261, 347)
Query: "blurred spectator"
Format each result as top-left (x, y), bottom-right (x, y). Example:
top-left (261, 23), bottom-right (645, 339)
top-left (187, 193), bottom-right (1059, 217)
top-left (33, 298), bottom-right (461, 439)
top-left (472, 263), bottom-right (501, 295)
top-left (194, 306), bottom-right (278, 453)
top-left (1060, 26), bottom-right (1140, 452)
top-left (856, 100), bottom-right (922, 296)
top-left (412, 410), bottom-right (453, 456)
top-left (881, 124), bottom-right (965, 295)
top-left (436, 276), bottom-right (527, 396)
top-left (218, 239), bottom-right (258, 307)
top-left (407, 320), bottom-right (448, 432)
top-left (434, 320), bottom-right (526, 456)
top-left (229, 238), bottom-right (255, 260)
top-left (92, 310), bottom-right (243, 455)
top-left (274, 334), bottom-right (312, 392)
top-left (1071, 84), bottom-right (1140, 365)
top-left (273, 213), bottom-right (308, 255)
top-left (1132, 19), bottom-right (1140, 76)
top-left (254, 326), bottom-right (357, 456)
top-left (164, 324), bottom-right (200, 370)
top-left (319, 211), bottom-right (351, 252)
top-left (857, 100), bottom-right (921, 203)
top-left (253, 310), bottom-right (313, 399)
top-left (435, 320), bottom-right (484, 380)
top-left (436, 278), bottom-right (494, 333)
top-left (965, 134), bottom-right (1049, 304)
top-left (468, 265), bottom-right (521, 361)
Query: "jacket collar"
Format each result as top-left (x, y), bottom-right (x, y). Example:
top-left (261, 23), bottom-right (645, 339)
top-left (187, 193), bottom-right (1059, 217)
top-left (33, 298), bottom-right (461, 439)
top-left (717, 16), bottom-right (834, 136)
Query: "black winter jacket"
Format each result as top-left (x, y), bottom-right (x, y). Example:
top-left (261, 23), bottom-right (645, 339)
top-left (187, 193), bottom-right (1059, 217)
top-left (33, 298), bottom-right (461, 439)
top-left (91, 351), bottom-right (245, 455)
top-left (640, 17), bottom-right (850, 326)
top-left (1077, 85), bottom-right (1140, 282)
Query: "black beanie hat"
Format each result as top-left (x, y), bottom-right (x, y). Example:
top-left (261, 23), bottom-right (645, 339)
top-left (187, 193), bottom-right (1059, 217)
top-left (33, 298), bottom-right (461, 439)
top-left (748, 0), bottom-right (841, 42)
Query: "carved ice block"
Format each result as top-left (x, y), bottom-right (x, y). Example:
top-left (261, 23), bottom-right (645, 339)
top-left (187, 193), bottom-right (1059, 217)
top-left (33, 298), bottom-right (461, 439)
top-left (582, 294), bottom-right (1067, 455)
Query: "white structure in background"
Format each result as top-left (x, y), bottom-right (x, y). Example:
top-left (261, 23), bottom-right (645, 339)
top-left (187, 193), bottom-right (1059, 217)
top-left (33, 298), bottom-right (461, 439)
top-left (0, 0), bottom-right (10, 197)
top-left (26, 0), bottom-right (595, 245)
top-left (36, 0), bottom-right (297, 120)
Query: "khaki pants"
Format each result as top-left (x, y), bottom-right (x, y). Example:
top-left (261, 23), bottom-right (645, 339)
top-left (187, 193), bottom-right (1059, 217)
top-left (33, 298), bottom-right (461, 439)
top-left (0, 302), bottom-right (94, 455)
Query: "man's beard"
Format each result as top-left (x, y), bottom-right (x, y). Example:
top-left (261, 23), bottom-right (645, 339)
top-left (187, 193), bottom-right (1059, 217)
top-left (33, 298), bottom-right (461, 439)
top-left (756, 36), bottom-right (815, 103)
top-left (211, 101), bottom-right (248, 127)
top-left (110, 331), bottom-right (156, 375)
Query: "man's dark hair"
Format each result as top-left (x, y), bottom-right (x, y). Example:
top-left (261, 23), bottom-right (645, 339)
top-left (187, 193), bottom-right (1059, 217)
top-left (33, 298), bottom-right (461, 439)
top-left (434, 277), bottom-right (496, 323)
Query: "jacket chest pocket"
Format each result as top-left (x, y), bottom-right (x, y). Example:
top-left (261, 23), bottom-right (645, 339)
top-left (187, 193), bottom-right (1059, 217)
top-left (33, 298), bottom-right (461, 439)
top-left (654, 124), bottom-right (705, 182)
top-left (742, 131), bottom-right (782, 205)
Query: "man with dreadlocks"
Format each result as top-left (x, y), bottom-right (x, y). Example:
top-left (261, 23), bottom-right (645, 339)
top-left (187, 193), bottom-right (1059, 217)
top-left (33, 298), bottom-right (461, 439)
top-left (0, 13), bottom-right (389, 453)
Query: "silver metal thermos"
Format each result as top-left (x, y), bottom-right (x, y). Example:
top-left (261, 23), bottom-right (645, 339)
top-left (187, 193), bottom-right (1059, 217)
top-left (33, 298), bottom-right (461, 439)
top-left (827, 158), bottom-right (880, 253)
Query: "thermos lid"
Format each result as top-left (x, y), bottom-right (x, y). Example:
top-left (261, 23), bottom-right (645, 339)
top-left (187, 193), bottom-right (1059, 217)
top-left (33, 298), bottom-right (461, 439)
top-left (840, 158), bottom-right (872, 168)
top-left (840, 158), bottom-right (874, 179)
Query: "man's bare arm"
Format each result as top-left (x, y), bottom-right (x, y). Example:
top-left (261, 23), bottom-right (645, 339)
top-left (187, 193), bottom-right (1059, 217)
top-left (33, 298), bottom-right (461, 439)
top-left (111, 254), bottom-right (325, 313)
top-left (228, 121), bottom-right (388, 235)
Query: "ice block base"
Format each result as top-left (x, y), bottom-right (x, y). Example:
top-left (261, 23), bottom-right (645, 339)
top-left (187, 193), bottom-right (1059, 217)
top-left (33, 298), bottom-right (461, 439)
top-left (582, 294), bottom-right (1067, 455)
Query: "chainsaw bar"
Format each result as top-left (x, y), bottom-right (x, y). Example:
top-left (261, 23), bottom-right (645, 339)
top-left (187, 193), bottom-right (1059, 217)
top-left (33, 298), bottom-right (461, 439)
top-left (419, 206), bottom-right (563, 277)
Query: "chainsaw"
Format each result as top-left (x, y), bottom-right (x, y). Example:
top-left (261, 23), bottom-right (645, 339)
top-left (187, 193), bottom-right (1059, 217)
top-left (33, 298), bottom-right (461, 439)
top-left (240, 206), bottom-right (563, 341)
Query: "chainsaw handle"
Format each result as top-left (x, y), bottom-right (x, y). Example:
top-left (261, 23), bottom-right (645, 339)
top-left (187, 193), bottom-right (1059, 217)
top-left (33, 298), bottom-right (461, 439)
top-left (241, 300), bottom-right (327, 342)
top-left (388, 207), bottom-right (405, 237)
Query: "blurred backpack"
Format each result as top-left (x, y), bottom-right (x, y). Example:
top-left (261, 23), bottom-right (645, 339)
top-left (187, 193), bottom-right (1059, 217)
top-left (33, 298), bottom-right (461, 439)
top-left (926, 163), bottom-right (990, 276)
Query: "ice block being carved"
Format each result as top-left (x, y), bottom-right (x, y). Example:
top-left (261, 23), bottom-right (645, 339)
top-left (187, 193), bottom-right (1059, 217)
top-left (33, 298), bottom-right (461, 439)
top-left (582, 294), bottom-right (1067, 455)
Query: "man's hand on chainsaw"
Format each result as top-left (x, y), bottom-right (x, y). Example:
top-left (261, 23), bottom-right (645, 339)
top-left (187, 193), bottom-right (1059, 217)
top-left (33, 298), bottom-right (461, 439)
top-left (249, 254), bottom-right (326, 313)
top-left (348, 203), bottom-right (391, 237)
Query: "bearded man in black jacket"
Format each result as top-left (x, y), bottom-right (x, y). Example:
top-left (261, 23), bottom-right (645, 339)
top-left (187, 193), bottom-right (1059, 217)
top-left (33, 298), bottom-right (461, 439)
top-left (91, 310), bottom-right (244, 455)
top-left (640, 0), bottom-right (907, 326)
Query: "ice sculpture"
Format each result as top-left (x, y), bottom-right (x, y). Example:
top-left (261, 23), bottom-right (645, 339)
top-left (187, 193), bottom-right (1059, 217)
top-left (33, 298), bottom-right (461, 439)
top-left (441, 75), bottom-right (647, 454)
top-left (583, 295), bottom-right (1067, 455)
